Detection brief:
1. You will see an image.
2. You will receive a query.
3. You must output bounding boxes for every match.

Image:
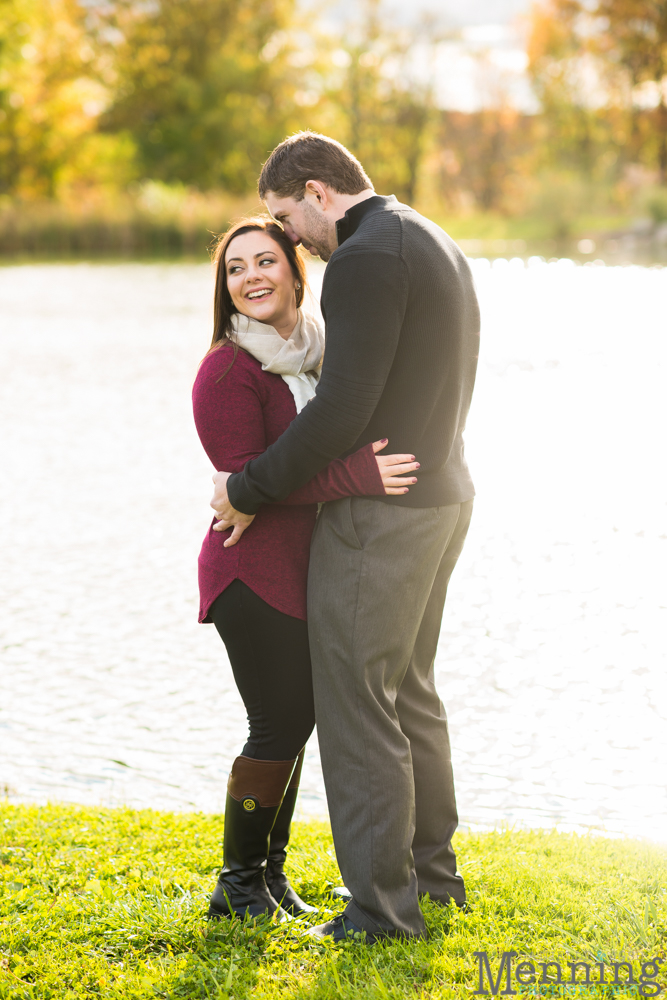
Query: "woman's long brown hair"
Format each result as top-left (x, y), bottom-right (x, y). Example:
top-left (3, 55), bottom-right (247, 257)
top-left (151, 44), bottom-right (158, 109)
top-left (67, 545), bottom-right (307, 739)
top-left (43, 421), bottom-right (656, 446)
top-left (208, 216), bottom-right (308, 377)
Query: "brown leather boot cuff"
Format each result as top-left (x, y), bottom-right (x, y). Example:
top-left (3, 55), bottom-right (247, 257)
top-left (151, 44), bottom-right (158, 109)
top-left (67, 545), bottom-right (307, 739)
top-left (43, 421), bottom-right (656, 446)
top-left (227, 756), bottom-right (296, 808)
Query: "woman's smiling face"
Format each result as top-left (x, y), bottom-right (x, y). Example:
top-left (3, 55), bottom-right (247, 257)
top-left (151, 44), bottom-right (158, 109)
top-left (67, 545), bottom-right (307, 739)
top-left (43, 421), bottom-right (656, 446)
top-left (225, 230), bottom-right (299, 337)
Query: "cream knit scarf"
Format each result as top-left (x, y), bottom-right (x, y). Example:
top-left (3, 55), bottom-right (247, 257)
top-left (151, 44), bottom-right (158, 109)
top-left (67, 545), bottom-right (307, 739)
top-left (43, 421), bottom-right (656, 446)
top-left (230, 310), bottom-right (324, 413)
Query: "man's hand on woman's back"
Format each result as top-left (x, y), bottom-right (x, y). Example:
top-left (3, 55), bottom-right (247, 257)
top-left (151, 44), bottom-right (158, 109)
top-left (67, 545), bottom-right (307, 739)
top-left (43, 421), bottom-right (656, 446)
top-left (211, 471), bottom-right (256, 546)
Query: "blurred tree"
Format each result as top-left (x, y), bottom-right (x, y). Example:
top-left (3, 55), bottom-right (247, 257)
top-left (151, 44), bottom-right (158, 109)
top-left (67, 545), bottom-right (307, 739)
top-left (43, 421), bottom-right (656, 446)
top-left (527, 0), bottom-right (623, 178)
top-left (528, 0), bottom-right (667, 181)
top-left (101, 0), bottom-right (301, 192)
top-left (0, 0), bottom-right (131, 198)
top-left (304, 0), bottom-right (440, 203)
top-left (433, 107), bottom-right (538, 213)
top-left (594, 0), bottom-right (667, 179)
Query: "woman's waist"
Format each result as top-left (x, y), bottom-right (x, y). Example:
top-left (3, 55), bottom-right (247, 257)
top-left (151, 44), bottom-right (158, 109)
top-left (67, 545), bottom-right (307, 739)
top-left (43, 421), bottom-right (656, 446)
top-left (200, 504), bottom-right (317, 556)
top-left (216, 503), bottom-right (317, 528)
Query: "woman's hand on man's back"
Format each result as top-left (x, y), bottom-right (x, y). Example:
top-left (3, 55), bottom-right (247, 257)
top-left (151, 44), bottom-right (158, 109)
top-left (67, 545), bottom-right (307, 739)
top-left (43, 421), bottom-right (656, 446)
top-left (372, 440), bottom-right (419, 495)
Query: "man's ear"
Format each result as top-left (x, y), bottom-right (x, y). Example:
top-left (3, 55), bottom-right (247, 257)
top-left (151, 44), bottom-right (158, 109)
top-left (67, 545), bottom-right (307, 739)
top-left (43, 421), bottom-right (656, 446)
top-left (304, 179), bottom-right (330, 209)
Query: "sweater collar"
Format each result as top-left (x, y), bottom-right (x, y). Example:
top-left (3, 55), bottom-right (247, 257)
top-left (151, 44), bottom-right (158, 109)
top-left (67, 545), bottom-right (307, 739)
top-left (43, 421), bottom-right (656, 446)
top-left (335, 194), bottom-right (399, 247)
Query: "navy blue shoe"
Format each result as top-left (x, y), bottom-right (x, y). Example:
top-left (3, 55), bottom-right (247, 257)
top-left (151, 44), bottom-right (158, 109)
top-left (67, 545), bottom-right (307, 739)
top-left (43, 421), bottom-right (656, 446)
top-left (419, 892), bottom-right (469, 912)
top-left (308, 913), bottom-right (370, 943)
top-left (329, 885), bottom-right (353, 902)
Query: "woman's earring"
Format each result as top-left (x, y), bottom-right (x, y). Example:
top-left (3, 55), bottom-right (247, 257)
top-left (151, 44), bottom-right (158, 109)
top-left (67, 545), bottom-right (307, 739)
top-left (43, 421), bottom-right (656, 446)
top-left (296, 282), bottom-right (301, 289)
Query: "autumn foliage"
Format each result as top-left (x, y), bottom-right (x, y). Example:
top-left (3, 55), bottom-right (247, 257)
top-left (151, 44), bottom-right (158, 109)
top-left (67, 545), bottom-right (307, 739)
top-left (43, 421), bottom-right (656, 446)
top-left (0, 0), bottom-right (666, 230)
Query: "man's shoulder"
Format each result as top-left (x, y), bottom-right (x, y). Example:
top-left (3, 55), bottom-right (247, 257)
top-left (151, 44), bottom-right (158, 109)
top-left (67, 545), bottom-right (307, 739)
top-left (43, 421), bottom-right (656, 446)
top-left (335, 204), bottom-right (403, 258)
top-left (334, 200), bottom-right (461, 262)
top-left (393, 206), bottom-right (472, 281)
top-left (394, 203), bottom-right (461, 249)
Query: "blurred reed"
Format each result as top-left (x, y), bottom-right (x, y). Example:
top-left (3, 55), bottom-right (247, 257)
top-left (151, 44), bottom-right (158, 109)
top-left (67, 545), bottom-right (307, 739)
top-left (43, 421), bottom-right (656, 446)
top-left (0, 185), bottom-right (260, 260)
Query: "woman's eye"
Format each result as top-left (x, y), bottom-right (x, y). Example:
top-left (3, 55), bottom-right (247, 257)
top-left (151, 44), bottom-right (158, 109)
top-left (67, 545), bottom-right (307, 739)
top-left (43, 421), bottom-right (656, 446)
top-left (228, 266), bottom-right (242, 274)
top-left (259, 258), bottom-right (275, 266)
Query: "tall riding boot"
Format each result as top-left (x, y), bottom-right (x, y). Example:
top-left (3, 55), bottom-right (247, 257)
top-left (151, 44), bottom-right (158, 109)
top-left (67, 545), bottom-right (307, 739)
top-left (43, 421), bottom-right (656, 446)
top-left (265, 748), bottom-right (317, 916)
top-left (208, 755), bottom-right (296, 921)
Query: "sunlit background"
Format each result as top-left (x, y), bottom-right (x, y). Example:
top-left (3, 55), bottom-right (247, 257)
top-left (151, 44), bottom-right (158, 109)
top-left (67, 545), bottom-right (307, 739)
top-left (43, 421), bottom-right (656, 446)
top-left (1, 0), bottom-right (666, 841)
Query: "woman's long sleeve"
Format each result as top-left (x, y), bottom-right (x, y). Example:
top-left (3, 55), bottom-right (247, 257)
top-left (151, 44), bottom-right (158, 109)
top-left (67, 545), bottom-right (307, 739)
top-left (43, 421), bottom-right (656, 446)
top-left (278, 444), bottom-right (383, 503)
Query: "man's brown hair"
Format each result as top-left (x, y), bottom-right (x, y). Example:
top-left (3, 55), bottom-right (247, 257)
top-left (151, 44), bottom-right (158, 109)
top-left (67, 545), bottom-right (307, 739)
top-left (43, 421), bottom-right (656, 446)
top-left (258, 131), bottom-right (373, 201)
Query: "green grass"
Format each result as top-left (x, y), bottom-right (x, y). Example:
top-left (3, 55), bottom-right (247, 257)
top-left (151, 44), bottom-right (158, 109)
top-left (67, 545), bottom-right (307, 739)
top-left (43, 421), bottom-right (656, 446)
top-left (1, 803), bottom-right (666, 999)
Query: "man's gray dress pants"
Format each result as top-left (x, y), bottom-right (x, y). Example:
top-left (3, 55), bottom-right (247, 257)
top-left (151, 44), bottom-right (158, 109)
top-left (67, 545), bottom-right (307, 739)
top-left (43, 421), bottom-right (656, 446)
top-left (308, 496), bottom-right (473, 938)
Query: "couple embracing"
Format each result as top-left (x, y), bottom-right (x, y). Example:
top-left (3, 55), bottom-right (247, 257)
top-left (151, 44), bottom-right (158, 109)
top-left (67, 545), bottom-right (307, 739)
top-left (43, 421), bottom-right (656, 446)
top-left (192, 132), bottom-right (480, 943)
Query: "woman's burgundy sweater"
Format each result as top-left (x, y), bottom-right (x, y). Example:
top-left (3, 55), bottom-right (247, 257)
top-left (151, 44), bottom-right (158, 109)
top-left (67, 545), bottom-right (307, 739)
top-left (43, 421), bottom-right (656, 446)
top-left (192, 343), bottom-right (384, 622)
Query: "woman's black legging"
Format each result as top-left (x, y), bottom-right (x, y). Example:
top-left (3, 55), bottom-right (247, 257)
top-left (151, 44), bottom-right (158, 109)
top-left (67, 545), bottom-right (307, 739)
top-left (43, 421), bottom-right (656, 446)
top-left (209, 579), bottom-right (315, 761)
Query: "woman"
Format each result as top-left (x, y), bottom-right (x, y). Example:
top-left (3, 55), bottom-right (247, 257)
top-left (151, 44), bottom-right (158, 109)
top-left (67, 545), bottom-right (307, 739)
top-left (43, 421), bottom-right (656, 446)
top-left (192, 217), bottom-right (419, 922)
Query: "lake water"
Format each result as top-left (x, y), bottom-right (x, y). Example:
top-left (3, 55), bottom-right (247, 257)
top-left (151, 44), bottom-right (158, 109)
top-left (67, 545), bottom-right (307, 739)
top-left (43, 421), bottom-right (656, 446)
top-left (1, 259), bottom-right (666, 842)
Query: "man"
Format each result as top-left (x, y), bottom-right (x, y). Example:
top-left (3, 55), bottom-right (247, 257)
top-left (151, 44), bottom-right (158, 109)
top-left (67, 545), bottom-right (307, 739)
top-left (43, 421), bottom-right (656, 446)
top-left (211, 131), bottom-right (479, 941)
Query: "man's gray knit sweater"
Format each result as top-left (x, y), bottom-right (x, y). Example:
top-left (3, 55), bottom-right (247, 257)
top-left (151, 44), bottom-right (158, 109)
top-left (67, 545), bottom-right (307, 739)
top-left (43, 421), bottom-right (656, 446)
top-left (227, 195), bottom-right (480, 514)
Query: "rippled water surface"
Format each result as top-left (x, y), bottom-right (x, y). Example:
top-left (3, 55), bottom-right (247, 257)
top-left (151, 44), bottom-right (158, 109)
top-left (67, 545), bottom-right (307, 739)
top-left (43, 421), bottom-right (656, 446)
top-left (1, 259), bottom-right (666, 840)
